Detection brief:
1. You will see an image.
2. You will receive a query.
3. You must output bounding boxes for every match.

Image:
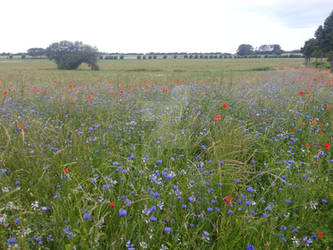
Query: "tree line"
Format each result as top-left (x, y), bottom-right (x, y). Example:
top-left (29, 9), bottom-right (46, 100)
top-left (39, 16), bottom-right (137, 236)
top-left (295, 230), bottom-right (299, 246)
top-left (301, 11), bottom-right (333, 72)
top-left (0, 42), bottom-right (303, 70)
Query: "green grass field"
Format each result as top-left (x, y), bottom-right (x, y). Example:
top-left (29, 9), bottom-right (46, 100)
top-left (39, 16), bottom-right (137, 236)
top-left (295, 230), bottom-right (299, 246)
top-left (0, 58), bottom-right (332, 249)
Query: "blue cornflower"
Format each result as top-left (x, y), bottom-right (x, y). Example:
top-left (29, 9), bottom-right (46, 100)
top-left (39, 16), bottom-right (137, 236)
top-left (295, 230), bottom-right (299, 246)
top-left (83, 213), bottom-right (91, 220)
top-left (8, 238), bottom-right (15, 244)
top-left (119, 209), bottom-right (127, 217)
top-left (150, 216), bottom-right (156, 222)
top-left (246, 244), bottom-right (255, 250)
top-left (165, 227), bottom-right (172, 233)
top-left (207, 207), bottom-right (213, 213)
top-left (228, 210), bottom-right (233, 215)
top-left (247, 187), bottom-right (254, 193)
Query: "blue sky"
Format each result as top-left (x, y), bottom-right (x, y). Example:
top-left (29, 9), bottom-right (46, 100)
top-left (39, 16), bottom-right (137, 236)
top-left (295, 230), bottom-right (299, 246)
top-left (0, 0), bottom-right (331, 53)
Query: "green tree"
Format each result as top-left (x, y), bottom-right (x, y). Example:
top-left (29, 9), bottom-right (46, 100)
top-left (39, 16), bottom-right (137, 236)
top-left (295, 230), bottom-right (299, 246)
top-left (27, 48), bottom-right (45, 58)
top-left (237, 44), bottom-right (254, 56)
top-left (272, 44), bottom-right (283, 55)
top-left (301, 38), bottom-right (319, 66)
top-left (46, 41), bottom-right (99, 70)
top-left (314, 11), bottom-right (333, 72)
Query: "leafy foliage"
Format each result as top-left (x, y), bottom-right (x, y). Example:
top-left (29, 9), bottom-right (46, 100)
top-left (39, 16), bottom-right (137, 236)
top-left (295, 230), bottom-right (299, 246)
top-left (301, 10), bottom-right (333, 71)
top-left (237, 44), bottom-right (254, 56)
top-left (27, 48), bottom-right (45, 57)
top-left (46, 41), bottom-right (99, 70)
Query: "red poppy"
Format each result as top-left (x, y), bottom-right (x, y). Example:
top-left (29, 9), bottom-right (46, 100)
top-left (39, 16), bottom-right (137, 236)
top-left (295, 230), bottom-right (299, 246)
top-left (224, 196), bottom-right (233, 205)
top-left (318, 130), bottom-right (322, 134)
top-left (317, 232), bottom-right (323, 237)
top-left (90, 91), bottom-right (94, 95)
top-left (222, 104), bottom-right (228, 108)
top-left (109, 202), bottom-right (115, 207)
top-left (299, 91), bottom-right (305, 95)
top-left (305, 144), bottom-right (310, 147)
top-left (3, 91), bottom-right (8, 95)
top-left (64, 168), bottom-right (69, 174)
top-left (312, 120), bottom-right (317, 125)
top-left (214, 115), bottom-right (221, 120)
top-left (328, 104), bottom-right (332, 108)
top-left (324, 143), bottom-right (330, 149)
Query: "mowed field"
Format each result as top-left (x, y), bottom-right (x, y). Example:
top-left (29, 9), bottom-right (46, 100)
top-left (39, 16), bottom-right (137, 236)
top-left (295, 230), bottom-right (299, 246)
top-left (0, 59), bottom-right (332, 249)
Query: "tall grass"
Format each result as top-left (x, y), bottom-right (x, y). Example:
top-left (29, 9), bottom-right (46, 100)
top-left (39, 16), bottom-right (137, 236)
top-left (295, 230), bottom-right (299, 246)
top-left (0, 59), bottom-right (332, 249)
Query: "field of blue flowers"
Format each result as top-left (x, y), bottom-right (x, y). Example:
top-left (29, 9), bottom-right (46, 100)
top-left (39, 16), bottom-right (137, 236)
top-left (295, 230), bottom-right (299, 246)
top-left (0, 60), bottom-right (332, 249)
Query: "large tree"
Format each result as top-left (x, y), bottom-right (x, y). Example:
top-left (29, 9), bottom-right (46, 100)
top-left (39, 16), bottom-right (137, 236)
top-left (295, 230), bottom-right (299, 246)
top-left (314, 11), bottom-right (333, 72)
top-left (46, 41), bottom-right (99, 70)
top-left (237, 44), bottom-right (254, 56)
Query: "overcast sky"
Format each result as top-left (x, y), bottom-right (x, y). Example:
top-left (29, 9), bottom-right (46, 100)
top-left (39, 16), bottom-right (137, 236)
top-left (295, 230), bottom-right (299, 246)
top-left (1, 0), bottom-right (331, 53)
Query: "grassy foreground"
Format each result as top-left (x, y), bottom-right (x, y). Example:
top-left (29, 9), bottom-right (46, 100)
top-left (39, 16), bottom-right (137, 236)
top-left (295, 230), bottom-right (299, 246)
top-left (0, 59), bottom-right (332, 249)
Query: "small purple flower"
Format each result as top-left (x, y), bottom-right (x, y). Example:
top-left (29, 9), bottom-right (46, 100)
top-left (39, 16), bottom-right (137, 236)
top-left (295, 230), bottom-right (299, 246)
top-left (228, 210), bottom-right (233, 215)
top-left (83, 213), bottom-right (90, 220)
top-left (165, 227), bottom-right (172, 233)
top-left (246, 244), bottom-right (255, 250)
top-left (150, 216), bottom-right (156, 222)
top-left (247, 187), bottom-right (254, 193)
top-left (8, 238), bottom-right (15, 244)
top-left (119, 209), bottom-right (127, 217)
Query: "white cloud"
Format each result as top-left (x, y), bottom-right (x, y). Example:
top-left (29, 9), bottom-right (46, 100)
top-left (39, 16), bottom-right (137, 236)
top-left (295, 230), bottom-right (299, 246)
top-left (0, 0), bottom-right (330, 53)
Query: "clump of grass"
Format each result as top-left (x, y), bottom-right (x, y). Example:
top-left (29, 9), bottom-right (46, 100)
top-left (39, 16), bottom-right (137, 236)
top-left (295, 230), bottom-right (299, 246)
top-left (251, 66), bottom-right (271, 71)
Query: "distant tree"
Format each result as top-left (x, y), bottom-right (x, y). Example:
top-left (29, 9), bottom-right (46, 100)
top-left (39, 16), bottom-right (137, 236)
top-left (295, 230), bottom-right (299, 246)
top-left (153, 55), bottom-right (157, 59)
top-left (314, 11), bottom-right (333, 72)
top-left (46, 41), bottom-right (99, 70)
top-left (163, 55), bottom-right (167, 59)
top-left (184, 55), bottom-right (188, 59)
top-left (27, 48), bottom-right (45, 58)
top-left (9, 55), bottom-right (13, 59)
top-left (173, 55), bottom-right (177, 59)
top-left (301, 38), bottom-right (319, 66)
top-left (237, 44), bottom-right (254, 56)
top-left (137, 55), bottom-right (141, 60)
top-left (272, 44), bottom-right (283, 55)
top-left (120, 55), bottom-right (124, 60)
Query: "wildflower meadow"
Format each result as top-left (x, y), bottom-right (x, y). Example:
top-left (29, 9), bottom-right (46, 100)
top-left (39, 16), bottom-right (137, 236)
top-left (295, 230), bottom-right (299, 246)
top-left (0, 59), bottom-right (332, 249)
